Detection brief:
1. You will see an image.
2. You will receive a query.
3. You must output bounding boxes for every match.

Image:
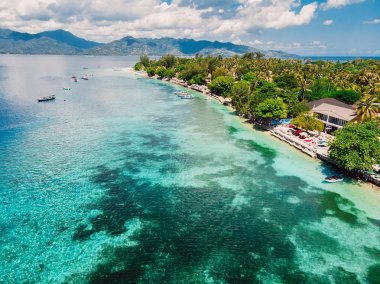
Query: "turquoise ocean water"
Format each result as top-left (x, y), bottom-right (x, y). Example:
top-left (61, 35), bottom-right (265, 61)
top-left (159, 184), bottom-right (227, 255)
top-left (0, 55), bottom-right (379, 283)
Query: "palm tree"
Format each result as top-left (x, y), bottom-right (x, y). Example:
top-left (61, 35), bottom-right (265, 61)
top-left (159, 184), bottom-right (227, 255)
top-left (355, 95), bottom-right (379, 122)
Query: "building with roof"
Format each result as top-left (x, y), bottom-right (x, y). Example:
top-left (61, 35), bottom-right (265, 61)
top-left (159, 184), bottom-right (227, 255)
top-left (307, 98), bottom-right (357, 132)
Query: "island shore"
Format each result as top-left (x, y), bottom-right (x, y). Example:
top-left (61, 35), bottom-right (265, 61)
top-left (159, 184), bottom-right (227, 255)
top-left (126, 68), bottom-right (379, 188)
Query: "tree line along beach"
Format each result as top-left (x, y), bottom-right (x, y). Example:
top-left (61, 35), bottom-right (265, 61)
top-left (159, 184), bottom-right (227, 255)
top-left (132, 53), bottom-right (380, 187)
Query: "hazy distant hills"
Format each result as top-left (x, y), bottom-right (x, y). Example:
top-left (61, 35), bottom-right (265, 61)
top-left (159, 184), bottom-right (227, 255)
top-left (0, 29), bottom-right (101, 54)
top-left (87, 36), bottom-right (258, 56)
top-left (0, 28), bottom-right (297, 58)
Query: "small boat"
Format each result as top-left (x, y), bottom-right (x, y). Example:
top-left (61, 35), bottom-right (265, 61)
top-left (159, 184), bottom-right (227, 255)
top-left (37, 95), bottom-right (56, 102)
top-left (324, 176), bottom-right (343, 183)
top-left (180, 94), bottom-right (194, 99)
top-left (81, 76), bottom-right (89, 80)
top-left (176, 91), bottom-right (189, 97)
top-left (63, 87), bottom-right (71, 90)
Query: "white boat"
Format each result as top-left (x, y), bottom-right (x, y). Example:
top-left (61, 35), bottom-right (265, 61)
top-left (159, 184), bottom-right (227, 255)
top-left (180, 94), bottom-right (194, 99)
top-left (37, 95), bottom-right (56, 102)
top-left (324, 176), bottom-right (343, 183)
top-left (175, 91), bottom-right (189, 96)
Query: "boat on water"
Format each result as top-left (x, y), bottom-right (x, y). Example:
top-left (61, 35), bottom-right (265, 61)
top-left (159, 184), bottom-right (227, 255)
top-left (37, 95), bottom-right (55, 102)
top-left (175, 91), bottom-right (189, 96)
top-left (81, 76), bottom-right (89, 80)
top-left (324, 176), bottom-right (343, 183)
top-left (180, 94), bottom-right (194, 99)
top-left (63, 87), bottom-right (71, 90)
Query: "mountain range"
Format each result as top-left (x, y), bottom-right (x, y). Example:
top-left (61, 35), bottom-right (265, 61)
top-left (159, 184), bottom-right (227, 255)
top-left (0, 28), bottom-right (297, 58)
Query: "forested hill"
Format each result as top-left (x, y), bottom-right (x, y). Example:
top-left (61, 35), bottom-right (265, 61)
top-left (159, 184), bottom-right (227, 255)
top-left (0, 28), bottom-right (297, 58)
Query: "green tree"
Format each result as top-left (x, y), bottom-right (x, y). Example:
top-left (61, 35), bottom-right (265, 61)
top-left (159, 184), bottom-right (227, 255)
top-left (241, 72), bottom-right (259, 88)
top-left (134, 62), bottom-right (143, 71)
top-left (146, 67), bottom-right (156, 77)
top-left (159, 54), bottom-right (176, 68)
top-left (231, 80), bottom-right (251, 113)
top-left (332, 90), bottom-right (361, 104)
top-left (242, 52), bottom-right (255, 60)
top-left (178, 62), bottom-right (206, 82)
top-left (254, 98), bottom-right (288, 119)
top-left (355, 95), bottom-right (379, 122)
top-left (164, 68), bottom-right (176, 79)
top-left (189, 74), bottom-right (206, 85)
top-left (155, 66), bottom-right (168, 78)
top-left (329, 120), bottom-right (380, 171)
top-left (208, 76), bottom-right (235, 97)
top-left (306, 77), bottom-right (333, 101)
top-left (274, 73), bottom-right (299, 90)
top-left (139, 54), bottom-right (150, 67)
top-left (291, 113), bottom-right (324, 131)
top-left (212, 67), bottom-right (229, 79)
top-left (288, 101), bottom-right (310, 117)
top-left (251, 81), bottom-right (279, 108)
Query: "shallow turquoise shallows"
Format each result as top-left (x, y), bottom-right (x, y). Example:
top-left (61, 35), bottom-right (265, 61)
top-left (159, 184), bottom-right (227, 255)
top-left (0, 55), bottom-right (379, 284)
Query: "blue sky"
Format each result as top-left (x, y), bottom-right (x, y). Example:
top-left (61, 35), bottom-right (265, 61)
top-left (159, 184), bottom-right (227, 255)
top-left (253, 0), bottom-right (380, 56)
top-left (0, 0), bottom-right (379, 56)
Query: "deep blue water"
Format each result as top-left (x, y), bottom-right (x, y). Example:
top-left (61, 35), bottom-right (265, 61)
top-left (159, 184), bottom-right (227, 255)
top-left (0, 55), bottom-right (379, 283)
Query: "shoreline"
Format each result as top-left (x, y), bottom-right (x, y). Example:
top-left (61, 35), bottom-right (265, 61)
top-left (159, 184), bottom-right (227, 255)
top-left (127, 68), bottom-right (379, 189)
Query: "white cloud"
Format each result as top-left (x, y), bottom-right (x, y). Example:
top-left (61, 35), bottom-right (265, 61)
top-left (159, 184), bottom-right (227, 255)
top-left (0, 0), bottom-right (319, 42)
top-left (252, 40), bottom-right (328, 54)
top-left (311, 40), bottom-right (327, 50)
top-left (252, 40), bottom-right (263, 45)
top-left (323, 19), bottom-right (333, 25)
top-left (320, 0), bottom-right (364, 10)
top-left (214, 1), bottom-right (318, 35)
top-left (364, 19), bottom-right (380, 25)
top-left (292, 42), bottom-right (301, 48)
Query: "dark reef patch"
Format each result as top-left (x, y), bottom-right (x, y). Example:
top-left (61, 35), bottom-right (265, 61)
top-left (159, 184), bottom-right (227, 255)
top-left (70, 118), bottom-right (366, 283)
top-left (235, 138), bottom-right (277, 165)
top-left (367, 264), bottom-right (380, 284)
top-left (228, 126), bottom-right (239, 135)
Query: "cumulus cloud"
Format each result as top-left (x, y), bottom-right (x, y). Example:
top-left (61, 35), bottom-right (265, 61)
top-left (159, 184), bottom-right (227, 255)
top-left (364, 19), bottom-right (380, 25)
top-left (311, 40), bottom-right (327, 49)
top-left (320, 0), bottom-right (364, 10)
top-left (251, 40), bottom-right (263, 45)
top-left (0, 0), bottom-right (319, 42)
top-left (292, 42), bottom-right (301, 48)
top-left (248, 40), bottom-right (328, 54)
top-left (214, 0), bottom-right (318, 35)
top-left (323, 19), bottom-right (333, 25)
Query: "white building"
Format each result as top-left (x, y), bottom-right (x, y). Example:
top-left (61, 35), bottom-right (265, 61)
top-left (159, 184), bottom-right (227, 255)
top-left (307, 98), bottom-right (357, 132)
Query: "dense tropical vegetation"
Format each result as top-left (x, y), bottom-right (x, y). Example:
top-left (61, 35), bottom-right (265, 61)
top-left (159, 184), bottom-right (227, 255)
top-left (135, 54), bottom-right (380, 172)
top-left (329, 120), bottom-right (380, 171)
top-left (135, 53), bottom-right (379, 124)
top-left (291, 113), bottom-right (325, 132)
